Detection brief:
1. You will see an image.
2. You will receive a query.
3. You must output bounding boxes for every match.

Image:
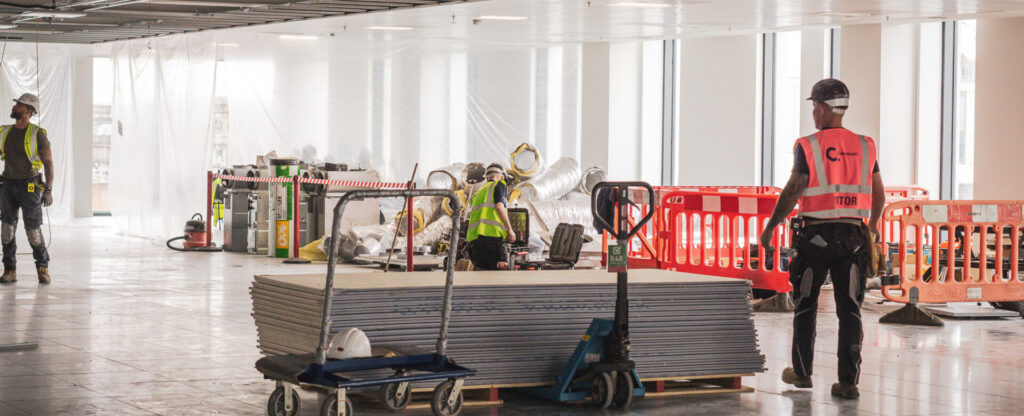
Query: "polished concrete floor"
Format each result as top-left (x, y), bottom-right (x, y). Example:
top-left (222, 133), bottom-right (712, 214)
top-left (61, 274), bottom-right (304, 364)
top-left (1, 218), bottom-right (1022, 415)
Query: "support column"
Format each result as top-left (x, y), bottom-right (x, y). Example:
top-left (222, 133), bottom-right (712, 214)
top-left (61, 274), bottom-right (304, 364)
top-left (580, 42), bottom-right (611, 174)
top-left (72, 57), bottom-right (93, 217)
top-left (974, 17), bottom-right (1024, 199)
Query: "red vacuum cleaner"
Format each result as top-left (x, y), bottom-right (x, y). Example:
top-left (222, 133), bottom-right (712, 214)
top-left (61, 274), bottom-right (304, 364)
top-left (166, 213), bottom-right (222, 252)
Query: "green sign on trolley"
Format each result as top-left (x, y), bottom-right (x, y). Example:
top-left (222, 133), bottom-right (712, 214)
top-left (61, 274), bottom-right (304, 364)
top-left (607, 244), bottom-right (627, 273)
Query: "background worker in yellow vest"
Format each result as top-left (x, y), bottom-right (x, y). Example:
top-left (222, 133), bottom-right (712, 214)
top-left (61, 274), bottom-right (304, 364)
top-left (0, 93), bottom-right (54, 284)
top-left (466, 163), bottom-right (516, 270)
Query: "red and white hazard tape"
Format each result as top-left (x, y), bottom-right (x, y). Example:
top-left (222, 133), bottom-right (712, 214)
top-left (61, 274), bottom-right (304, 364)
top-left (664, 193), bottom-right (777, 216)
top-left (298, 177), bottom-right (408, 189)
top-left (212, 174), bottom-right (290, 183)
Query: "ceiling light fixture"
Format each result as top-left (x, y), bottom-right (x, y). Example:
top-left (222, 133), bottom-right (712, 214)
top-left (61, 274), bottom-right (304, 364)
top-left (366, 26), bottom-right (414, 31)
top-left (278, 34), bottom-right (318, 40)
top-left (474, 15), bottom-right (528, 21)
top-left (815, 11), bottom-right (872, 18)
top-left (0, 24), bottom-right (16, 30)
top-left (21, 11), bottom-right (88, 18)
top-left (609, 2), bottom-right (672, 8)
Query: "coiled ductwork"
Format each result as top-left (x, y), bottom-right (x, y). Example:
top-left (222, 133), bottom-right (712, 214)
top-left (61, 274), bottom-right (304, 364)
top-left (509, 143), bottom-right (543, 180)
top-left (578, 166), bottom-right (608, 195)
top-left (525, 197), bottom-right (597, 242)
top-left (513, 157), bottom-right (580, 202)
top-left (426, 163), bottom-right (467, 191)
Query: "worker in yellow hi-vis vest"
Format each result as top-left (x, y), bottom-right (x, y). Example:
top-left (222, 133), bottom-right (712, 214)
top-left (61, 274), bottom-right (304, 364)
top-left (0, 93), bottom-right (54, 285)
top-left (466, 163), bottom-right (516, 270)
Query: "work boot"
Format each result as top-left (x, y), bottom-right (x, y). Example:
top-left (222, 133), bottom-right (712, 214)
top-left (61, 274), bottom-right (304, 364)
top-left (0, 268), bottom-right (15, 284)
top-left (831, 383), bottom-right (860, 399)
top-left (36, 266), bottom-right (50, 284)
top-left (781, 367), bottom-right (813, 388)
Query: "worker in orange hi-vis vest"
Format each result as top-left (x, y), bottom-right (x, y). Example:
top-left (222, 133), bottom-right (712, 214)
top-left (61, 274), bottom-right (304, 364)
top-left (759, 79), bottom-right (886, 400)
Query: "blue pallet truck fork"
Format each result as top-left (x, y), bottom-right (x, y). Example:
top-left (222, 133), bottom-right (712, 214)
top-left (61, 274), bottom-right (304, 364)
top-left (255, 188), bottom-right (476, 416)
top-left (521, 181), bottom-right (655, 409)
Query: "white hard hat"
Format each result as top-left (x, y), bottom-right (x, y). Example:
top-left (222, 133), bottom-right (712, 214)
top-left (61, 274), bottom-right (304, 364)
top-left (13, 93), bottom-right (40, 114)
top-left (327, 327), bottom-right (371, 360)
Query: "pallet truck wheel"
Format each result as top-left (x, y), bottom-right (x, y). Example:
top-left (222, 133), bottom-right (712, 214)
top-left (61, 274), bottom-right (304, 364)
top-left (611, 371), bottom-right (634, 408)
top-left (319, 394), bottom-right (353, 416)
top-left (590, 372), bottom-right (614, 409)
top-left (380, 381), bottom-right (412, 412)
top-left (430, 379), bottom-right (464, 416)
top-left (267, 386), bottom-right (301, 416)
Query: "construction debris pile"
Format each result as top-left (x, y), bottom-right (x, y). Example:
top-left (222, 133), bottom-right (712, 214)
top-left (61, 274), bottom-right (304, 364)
top-left (326, 143), bottom-right (607, 261)
top-left (249, 269), bottom-right (766, 386)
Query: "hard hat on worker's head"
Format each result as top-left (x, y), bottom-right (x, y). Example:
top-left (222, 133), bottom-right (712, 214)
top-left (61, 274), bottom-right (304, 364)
top-left (806, 79), bottom-right (849, 115)
top-left (485, 163), bottom-right (505, 176)
top-left (13, 93), bottom-right (40, 115)
top-left (327, 327), bottom-right (371, 360)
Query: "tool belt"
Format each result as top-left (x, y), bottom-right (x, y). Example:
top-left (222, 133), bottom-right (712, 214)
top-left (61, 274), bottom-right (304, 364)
top-left (790, 216), bottom-right (882, 277)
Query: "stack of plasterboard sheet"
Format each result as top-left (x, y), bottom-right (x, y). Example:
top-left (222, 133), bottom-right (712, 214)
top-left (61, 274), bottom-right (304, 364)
top-left (250, 269), bottom-right (765, 385)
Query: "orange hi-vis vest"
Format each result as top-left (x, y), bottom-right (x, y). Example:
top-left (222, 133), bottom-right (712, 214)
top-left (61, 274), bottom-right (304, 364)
top-left (796, 128), bottom-right (877, 219)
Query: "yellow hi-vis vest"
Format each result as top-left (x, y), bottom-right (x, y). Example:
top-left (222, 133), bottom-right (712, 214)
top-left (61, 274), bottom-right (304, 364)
top-left (0, 124), bottom-right (45, 172)
top-left (467, 180), bottom-right (508, 242)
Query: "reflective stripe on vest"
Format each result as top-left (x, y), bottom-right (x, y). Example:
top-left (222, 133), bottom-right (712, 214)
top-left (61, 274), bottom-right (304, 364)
top-left (797, 131), bottom-right (875, 219)
top-left (0, 124), bottom-right (44, 172)
top-left (467, 180), bottom-right (508, 242)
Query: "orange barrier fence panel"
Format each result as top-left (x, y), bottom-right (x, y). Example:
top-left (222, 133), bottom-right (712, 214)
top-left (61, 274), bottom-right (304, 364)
top-left (885, 186), bottom-right (930, 201)
top-left (653, 191), bottom-right (794, 293)
top-left (881, 200), bottom-right (1024, 304)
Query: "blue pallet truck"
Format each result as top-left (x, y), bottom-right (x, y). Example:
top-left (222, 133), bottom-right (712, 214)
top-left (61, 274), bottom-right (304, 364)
top-left (521, 181), bottom-right (655, 409)
top-left (255, 188), bottom-right (476, 416)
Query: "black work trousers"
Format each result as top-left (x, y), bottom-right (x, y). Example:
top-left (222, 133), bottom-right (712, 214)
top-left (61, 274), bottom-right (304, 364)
top-left (468, 236), bottom-right (507, 270)
top-left (789, 220), bottom-right (870, 386)
top-left (1, 177), bottom-right (49, 270)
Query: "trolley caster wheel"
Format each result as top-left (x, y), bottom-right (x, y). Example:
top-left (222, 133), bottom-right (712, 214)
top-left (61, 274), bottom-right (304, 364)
top-left (320, 394), bottom-right (353, 416)
top-left (267, 386), bottom-right (301, 416)
top-left (590, 371), bottom-right (614, 409)
top-left (611, 371), bottom-right (635, 408)
top-left (431, 379), bottom-right (464, 416)
top-left (380, 381), bottom-right (412, 412)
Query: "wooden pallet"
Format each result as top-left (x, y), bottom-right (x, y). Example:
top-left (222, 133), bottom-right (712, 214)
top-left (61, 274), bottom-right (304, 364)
top-left (641, 374), bottom-right (754, 397)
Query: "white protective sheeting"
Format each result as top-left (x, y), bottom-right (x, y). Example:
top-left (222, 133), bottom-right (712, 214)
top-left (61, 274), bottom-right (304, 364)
top-left (0, 42), bottom-right (83, 223)
top-left (110, 34), bottom-right (218, 238)
top-left (108, 29), bottom-right (582, 238)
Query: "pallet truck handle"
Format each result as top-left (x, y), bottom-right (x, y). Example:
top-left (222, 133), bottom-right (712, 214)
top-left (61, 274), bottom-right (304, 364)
top-left (590, 181), bottom-right (655, 241)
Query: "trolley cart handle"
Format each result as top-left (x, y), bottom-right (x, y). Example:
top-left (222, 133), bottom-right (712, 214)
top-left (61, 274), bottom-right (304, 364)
top-left (318, 188), bottom-right (462, 366)
top-left (590, 181), bottom-right (656, 241)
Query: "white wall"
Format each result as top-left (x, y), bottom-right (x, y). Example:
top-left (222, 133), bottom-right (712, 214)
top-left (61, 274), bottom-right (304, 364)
top-left (676, 34), bottom-right (760, 185)
top-left (974, 17), bottom-right (1024, 199)
top-left (839, 25), bottom-right (882, 142)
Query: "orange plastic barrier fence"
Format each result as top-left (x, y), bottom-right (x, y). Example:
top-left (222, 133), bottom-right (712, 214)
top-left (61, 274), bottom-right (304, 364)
top-left (885, 186), bottom-right (929, 201)
top-left (610, 189), bottom-right (794, 292)
top-left (883, 186), bottom-right (932, 246)
top-left (882, 200), bottom-right (1024, 303)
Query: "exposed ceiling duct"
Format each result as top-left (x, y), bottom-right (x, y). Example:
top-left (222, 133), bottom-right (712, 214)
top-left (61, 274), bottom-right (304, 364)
top-left (0, 0), bottom-right (470, 43)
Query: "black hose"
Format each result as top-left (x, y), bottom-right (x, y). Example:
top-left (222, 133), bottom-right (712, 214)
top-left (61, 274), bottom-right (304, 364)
top-left (166, 235), bottom-right (188, 252)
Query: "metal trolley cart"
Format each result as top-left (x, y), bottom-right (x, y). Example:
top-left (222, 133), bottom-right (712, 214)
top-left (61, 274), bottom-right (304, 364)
top-left (256, 189), bottom-right (476, 416)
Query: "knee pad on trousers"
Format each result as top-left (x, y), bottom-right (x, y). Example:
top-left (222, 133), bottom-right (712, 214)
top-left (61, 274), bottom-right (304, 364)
top-left (26, 227), bottom-right (44, 248)
top-left (1, 223), bottom-right (15, 245)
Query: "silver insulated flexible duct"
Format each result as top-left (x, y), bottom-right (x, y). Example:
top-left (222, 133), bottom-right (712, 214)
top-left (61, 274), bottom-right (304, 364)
top-left (514, 157), bottom-right (580, 202)
top-left (426, 163), bottom-right (467, 191)
top-left (577, 166), bottom-right (608, 195)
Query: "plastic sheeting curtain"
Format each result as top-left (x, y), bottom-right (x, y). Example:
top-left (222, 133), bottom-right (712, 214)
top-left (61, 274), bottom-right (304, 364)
top-left (110, 29), bottom-right (581, 238)
top-left (0, 42), bottom-right (78, 223)
top-left (109, 35), bottom-right (217, 238)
